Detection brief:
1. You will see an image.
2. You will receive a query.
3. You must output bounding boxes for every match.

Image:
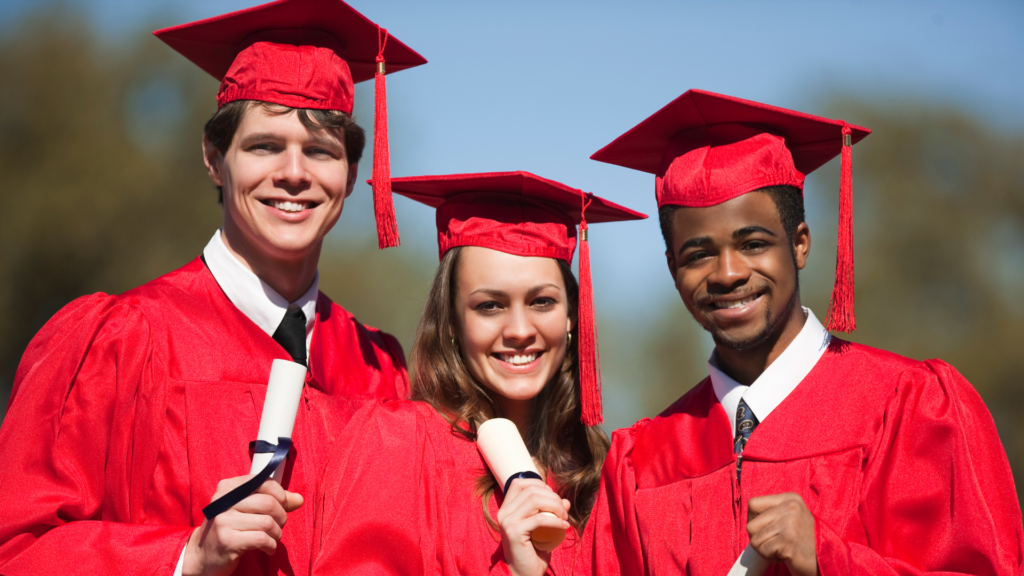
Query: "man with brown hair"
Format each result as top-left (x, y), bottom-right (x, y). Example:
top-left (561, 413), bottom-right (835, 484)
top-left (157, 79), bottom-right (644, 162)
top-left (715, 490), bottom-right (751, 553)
top-left (0, 1), bottom-right (424, 575)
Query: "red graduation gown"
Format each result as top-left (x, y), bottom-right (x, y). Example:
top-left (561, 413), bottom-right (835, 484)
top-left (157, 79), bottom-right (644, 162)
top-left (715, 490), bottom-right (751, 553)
top-left (0, 257), bottom-right (409, 576)
top-left (589, 339), bottom-right (1023, 576)
top-left (311, 400), bottom-right (589, 576)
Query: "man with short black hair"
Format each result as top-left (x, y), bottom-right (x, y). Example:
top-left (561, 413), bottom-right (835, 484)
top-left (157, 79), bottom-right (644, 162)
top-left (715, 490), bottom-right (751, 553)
top-left (587, 89), bottom-right (1023, 576)
top-left (0, 1), bottom-right (425, 575)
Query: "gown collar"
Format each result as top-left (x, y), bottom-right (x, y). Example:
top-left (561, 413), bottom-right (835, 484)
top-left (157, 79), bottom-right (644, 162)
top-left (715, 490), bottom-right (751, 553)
top-left (708, 307), bottom-right (831, 437)
top-left (203, 230), bottom-right (318, 339)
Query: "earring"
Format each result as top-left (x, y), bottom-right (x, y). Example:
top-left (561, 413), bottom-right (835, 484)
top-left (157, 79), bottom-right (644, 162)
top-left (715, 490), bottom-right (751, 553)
top-left (567, 331), bottom-right (573, 346)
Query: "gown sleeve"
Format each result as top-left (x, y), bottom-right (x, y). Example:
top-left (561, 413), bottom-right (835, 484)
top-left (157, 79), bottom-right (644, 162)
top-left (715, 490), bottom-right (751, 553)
top-left (0, 294), bottom-right (192, 575)
top-left (815, 359), bottom-right (1024, 576)
top-left (380, 332), bottom-right (411, 400)
top-left (312, 401), bottom-right (434, 576)
top-left (586, 423), bottom-right (648, 576)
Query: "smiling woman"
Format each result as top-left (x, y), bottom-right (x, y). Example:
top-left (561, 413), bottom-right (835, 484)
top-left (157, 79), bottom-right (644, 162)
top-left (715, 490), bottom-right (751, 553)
top-left (311, 171), bottom-right (646, 576)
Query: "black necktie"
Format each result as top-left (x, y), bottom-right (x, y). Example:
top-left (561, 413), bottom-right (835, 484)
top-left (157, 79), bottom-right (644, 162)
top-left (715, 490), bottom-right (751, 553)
top-left (273, 307), bottom-right (307, 366)
top-left (733, 398), bottom-right (759, 484)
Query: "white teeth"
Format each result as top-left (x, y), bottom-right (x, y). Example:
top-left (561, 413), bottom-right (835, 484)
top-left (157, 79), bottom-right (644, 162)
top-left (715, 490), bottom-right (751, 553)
top-left (714, 295), bottom-right (759, 309)
top-left (271, 200), bottom-right (308, 213)
top-left (500, 353), bottom-right (537, 365)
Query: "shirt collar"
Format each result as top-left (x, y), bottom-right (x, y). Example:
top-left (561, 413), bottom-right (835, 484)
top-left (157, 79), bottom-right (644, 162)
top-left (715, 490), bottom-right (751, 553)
top-left (202, 230), bottom-right (318, 338)
top-left (708, 307), bottom-right (831, 438)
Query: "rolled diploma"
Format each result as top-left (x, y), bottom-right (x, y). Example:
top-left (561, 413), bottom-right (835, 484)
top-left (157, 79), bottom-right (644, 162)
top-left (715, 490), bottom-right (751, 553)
top-left (476, 418), bottom-right (566, 551)
top-left (726, 544), bottom-right (769, 576)
top-left (250, 359), bottom-right (307, 482)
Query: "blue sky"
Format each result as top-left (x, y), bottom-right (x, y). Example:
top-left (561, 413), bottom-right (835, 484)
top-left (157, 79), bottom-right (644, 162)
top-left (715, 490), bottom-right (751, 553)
top-left (3, 0), bottom-right (1021, 319)
top-left (4, 0), bottom-right (1022, 426)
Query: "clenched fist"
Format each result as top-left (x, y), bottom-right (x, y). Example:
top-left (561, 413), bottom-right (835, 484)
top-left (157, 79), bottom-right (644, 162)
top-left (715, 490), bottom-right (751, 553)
top-left (746, 493), bottom-right (818, 576)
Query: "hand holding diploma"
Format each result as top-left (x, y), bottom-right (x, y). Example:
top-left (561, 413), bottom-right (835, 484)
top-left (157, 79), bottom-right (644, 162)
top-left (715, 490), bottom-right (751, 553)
top-left (183, 360), bottom-right (307, 576)
top-left (183, 476), bottom-right (303, 576)
top-left (477, 418), bottom-right (571, 576)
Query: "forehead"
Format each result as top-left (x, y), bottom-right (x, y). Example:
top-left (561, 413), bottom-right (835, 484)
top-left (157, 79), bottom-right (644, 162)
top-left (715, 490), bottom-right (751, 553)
top-left (457, 247), bottom-right (565, 292)
top-left (234, 104), bottom-right (343, 141)
top-left (671, 192), bottom-right (783, 242)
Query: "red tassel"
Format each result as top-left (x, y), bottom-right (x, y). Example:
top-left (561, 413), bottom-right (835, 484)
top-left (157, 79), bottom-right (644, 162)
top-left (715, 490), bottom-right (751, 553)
top-left (826, 124), bottom-right (856, 332)
top-left (372, 27), bottom-right (399, 249)
top-left (577, 193), bottom-right (603, 426)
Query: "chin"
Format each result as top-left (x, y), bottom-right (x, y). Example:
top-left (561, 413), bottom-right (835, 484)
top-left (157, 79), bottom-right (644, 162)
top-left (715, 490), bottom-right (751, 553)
top-left (261, 229), bottom-right (321, 255)
top-left (710, 325), bottom-right (774, 351)
top-left (490, 377), bottom-right (548, 402)
top-left (701, 307), bottom-right (771, 351)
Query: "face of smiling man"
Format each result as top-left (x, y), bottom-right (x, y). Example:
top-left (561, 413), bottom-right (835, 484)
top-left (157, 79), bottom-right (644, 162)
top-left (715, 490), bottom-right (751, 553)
top-left (666, 191), bottom-right (811, 366)
top-left (203, 104), bottom-right (358, 293)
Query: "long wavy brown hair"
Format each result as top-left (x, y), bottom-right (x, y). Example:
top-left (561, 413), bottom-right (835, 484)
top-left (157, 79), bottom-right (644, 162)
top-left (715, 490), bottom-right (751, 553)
top-left (410, 246), bottom-right (610, 531)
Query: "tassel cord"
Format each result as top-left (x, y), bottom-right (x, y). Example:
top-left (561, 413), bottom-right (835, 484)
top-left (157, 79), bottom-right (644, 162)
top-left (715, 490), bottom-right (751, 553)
top-left (372, 27), bottom-right (400, 249)
top-left (827, 123), bottom-right (856, 332)
top-left (577, 192), bottom-right (603, 426)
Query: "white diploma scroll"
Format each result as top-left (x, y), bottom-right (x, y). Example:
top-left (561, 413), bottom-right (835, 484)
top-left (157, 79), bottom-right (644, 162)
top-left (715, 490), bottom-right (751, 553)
top-left (250, 359), bottom-right (307, 482)
top-left (726, 544), bottom-right (769, 576)
top-left (476, 418), bottom-right (567, 552)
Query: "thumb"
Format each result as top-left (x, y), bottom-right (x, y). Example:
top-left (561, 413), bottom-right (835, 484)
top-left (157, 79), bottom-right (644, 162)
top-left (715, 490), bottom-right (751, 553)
top-left (284, 490), bottom-right (304, 512)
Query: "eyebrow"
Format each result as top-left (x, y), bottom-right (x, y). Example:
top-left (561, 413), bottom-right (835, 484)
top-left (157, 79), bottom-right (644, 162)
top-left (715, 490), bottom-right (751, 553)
top-left (734, 226), bottom-right (777, 238)
top-left (238, 132), bottom-right (281, 148)
top-left (237, 132), bottom-right (343, 150)
top-left (679, 236), bottom-right (712, 253)
top-left (470, 288), bottom-right (509, 298)
top-left (469, 283), bottom-right (563, 298)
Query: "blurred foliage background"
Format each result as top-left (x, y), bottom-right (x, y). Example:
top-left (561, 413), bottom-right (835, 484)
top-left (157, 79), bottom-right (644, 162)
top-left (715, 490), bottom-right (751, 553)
top-left (1, 10), bottom-right (1022, 515)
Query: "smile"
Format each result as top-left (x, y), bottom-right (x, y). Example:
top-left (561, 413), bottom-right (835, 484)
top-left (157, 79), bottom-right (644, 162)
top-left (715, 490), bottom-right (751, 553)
top-left (261, 199), bottom-right (316, 213)
top-left (497, 352), bottom-right (538, 366)
top-left (710, 293), bottom-right (762, 309)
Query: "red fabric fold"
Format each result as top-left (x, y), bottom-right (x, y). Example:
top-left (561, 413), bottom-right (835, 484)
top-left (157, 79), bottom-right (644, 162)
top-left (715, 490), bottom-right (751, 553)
top-left (587, 341), bottom-right (1024, 575)
top-left (0, 257), bottom-right (408, 575)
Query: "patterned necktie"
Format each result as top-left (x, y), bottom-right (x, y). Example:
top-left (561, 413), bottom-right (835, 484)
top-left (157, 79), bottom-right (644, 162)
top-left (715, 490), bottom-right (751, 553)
top-left (273, 307), bottom-right (307, 367)
top-left (733, 398), bottom-right (759, 484)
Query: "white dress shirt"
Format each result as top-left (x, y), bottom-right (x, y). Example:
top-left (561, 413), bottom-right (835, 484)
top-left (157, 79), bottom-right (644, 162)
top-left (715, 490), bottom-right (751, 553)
top-left (202, 230), bottom-right (318, 348)
top-left (174, 230), bottom-right (319, 575)
top-left (709, 308), bottom-right (831, 439)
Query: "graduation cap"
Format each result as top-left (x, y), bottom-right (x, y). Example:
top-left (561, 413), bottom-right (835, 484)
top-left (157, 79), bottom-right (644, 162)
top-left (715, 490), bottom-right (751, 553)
top-left (591, 89), bottom-right (871, 332)
top-left (154, 0), bottom-right (428, 249)
top-left (382, 171), bottom-right (647, 426)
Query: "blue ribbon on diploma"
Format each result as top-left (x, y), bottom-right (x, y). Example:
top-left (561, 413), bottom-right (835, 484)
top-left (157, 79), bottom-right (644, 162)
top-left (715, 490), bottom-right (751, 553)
top-left (202, 437), bottom-right (292, 520)
top-left (503, 470), bottom-right (543, 495)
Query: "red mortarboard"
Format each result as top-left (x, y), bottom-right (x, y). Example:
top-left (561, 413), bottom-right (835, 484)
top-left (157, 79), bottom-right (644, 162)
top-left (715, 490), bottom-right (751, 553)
top-left (591, 89), bottom-right (871, 332)
top-left (155, 0), bottom-right (427, 250)
top-left (383, 171), bottom-right (647, 426)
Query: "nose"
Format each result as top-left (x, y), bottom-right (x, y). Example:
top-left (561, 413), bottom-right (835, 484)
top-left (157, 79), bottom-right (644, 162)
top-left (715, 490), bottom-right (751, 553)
top-left (273, 146), bottom-right (311, 189)
top-left (707, 248), bottom-right (750, 292)
top-left (502, 304), bottom-right (537, 346)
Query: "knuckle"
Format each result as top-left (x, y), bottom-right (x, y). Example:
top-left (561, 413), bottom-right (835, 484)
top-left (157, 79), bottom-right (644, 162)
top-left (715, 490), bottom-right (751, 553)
top-left (258, 514), bottom-right (276, 531)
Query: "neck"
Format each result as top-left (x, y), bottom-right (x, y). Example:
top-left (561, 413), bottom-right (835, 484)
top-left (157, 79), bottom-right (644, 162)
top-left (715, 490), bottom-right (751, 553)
top-left (714, 297), bottom-right (806, 386)
top-left (220, 224), bottom-right (320, 304)
top-left (494, 396), bottom-right (535, 442)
